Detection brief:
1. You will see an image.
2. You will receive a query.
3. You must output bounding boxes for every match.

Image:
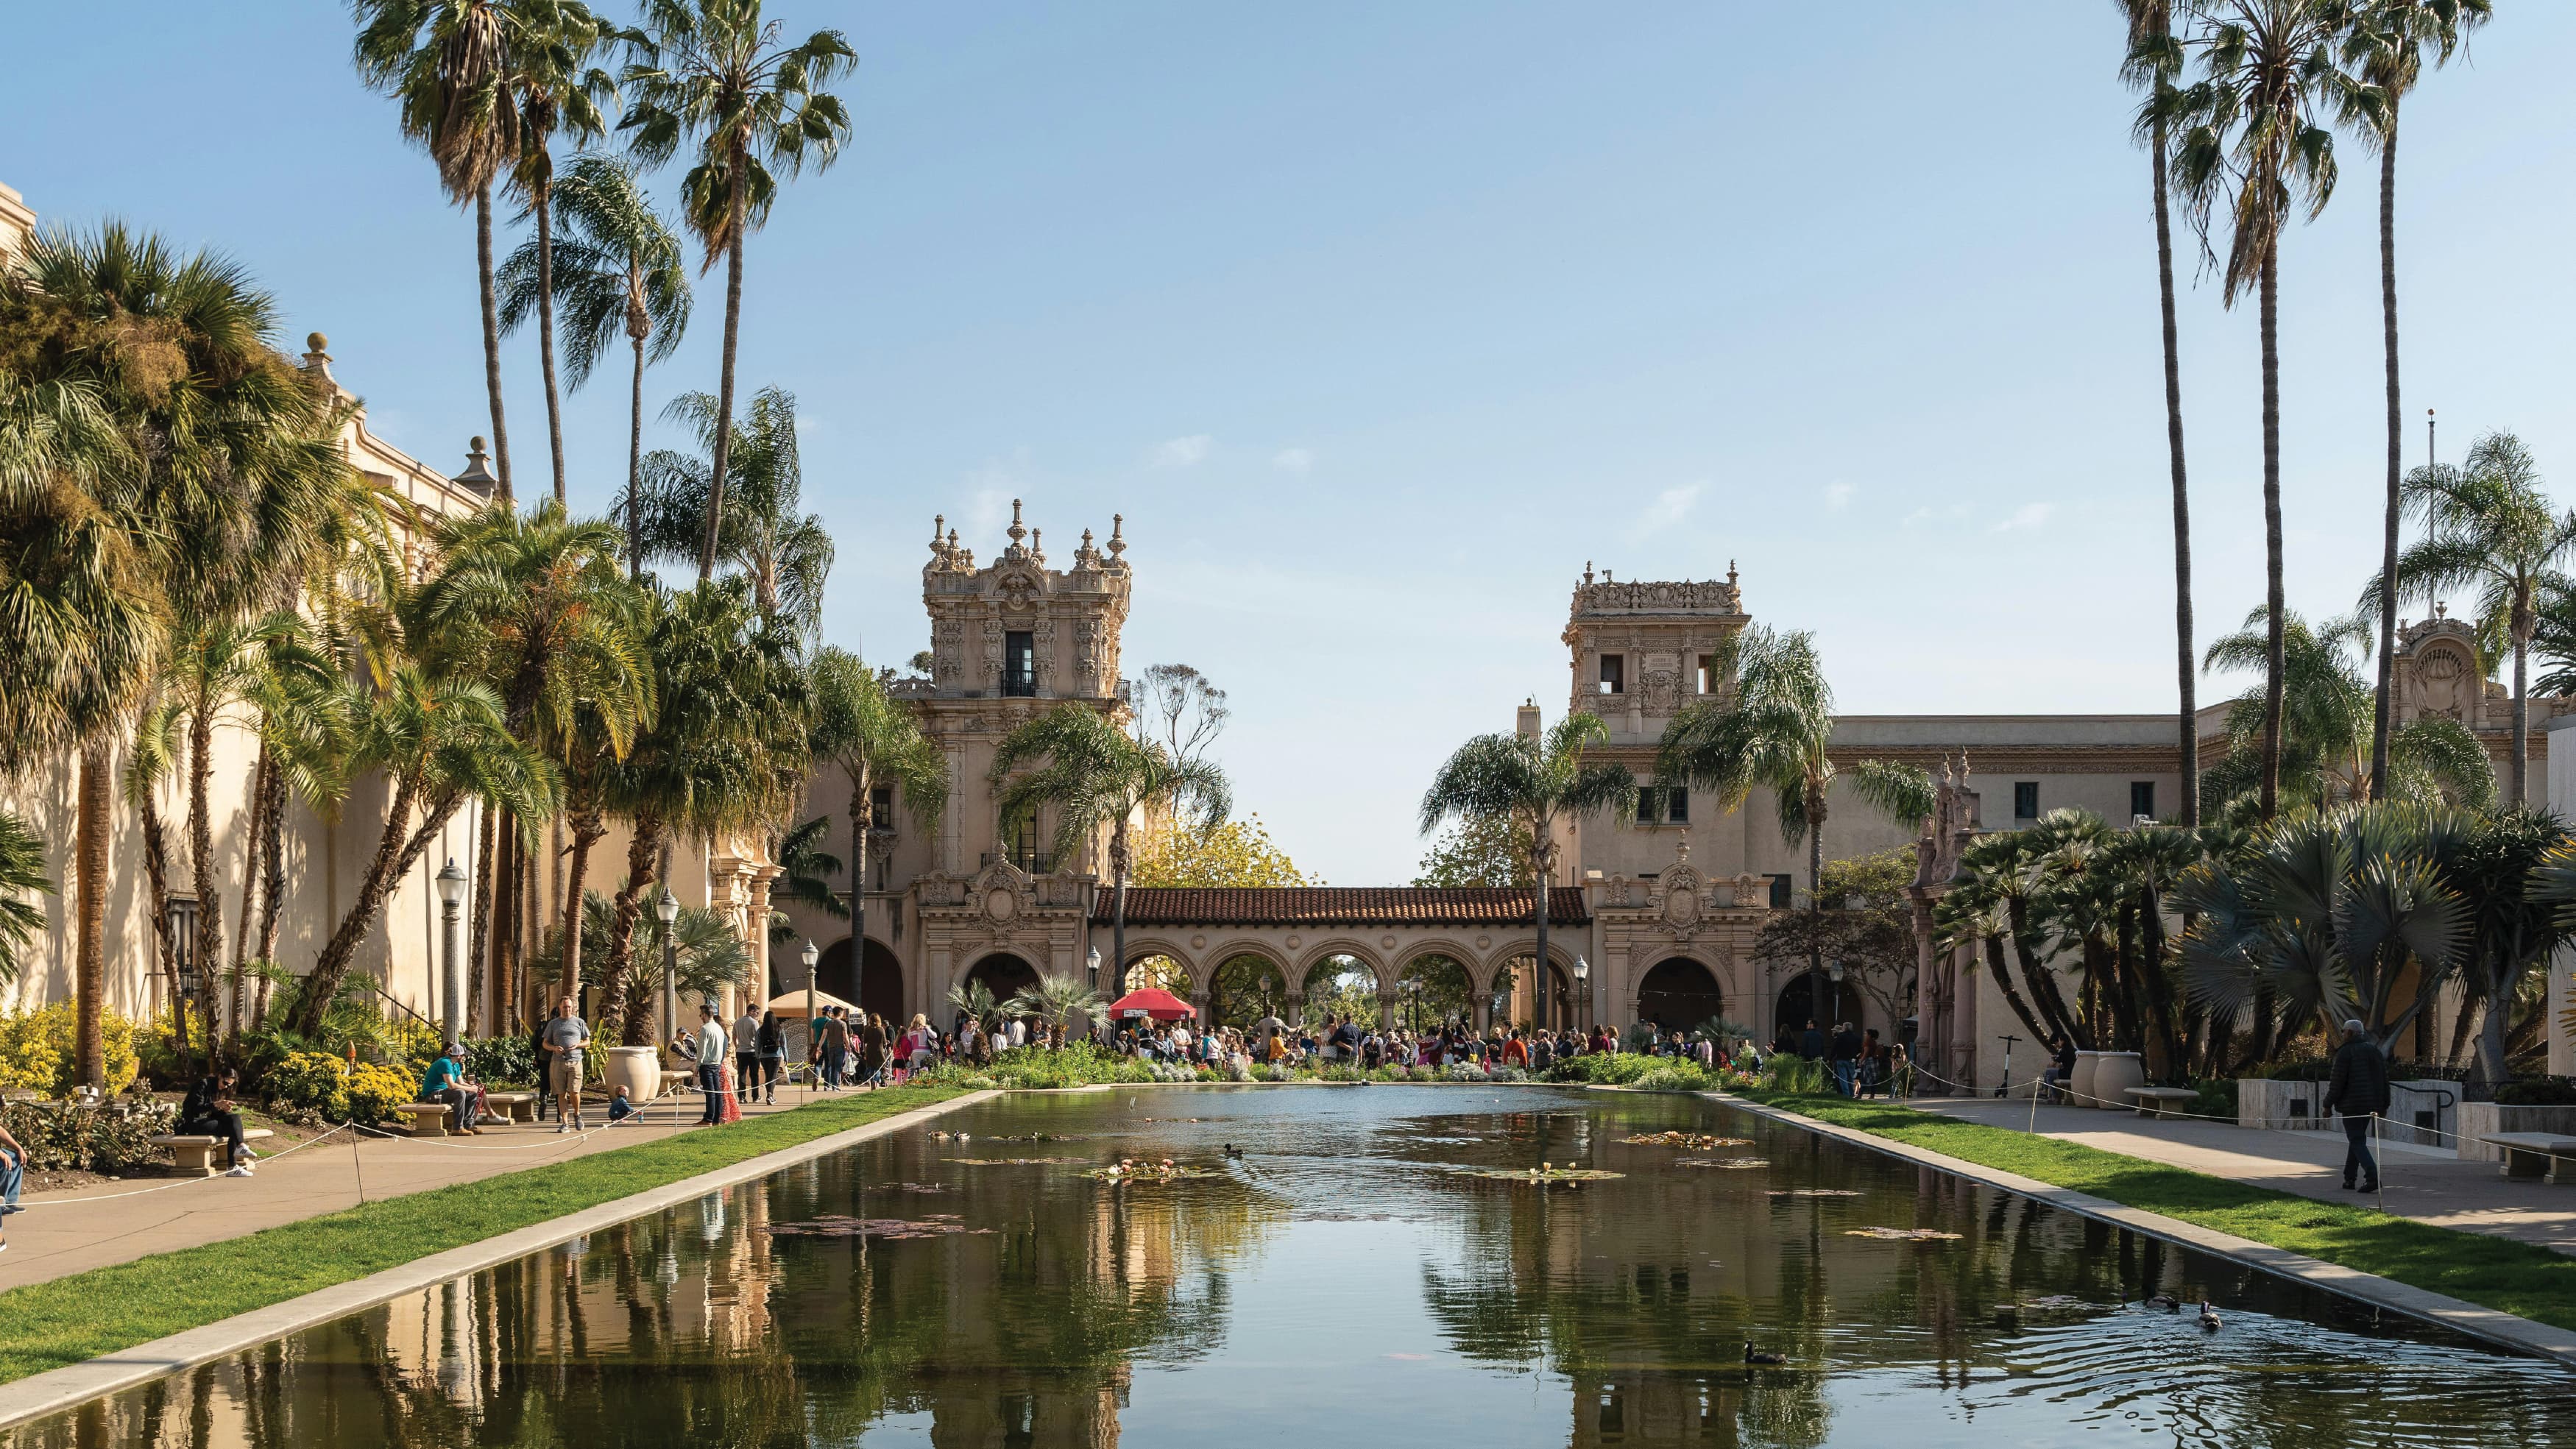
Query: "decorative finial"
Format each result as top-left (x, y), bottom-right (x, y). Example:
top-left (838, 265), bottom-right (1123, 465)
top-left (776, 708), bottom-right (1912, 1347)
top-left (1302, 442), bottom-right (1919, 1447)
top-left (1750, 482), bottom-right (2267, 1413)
top-left (307, 331), bottom-right (328, 352)
top-left (2435, 600), bottom-right (2448, 619)
top-left (1108, 514), bottom-right (1126, 558)
top-left (300, 333), bottom-right (334, 386)
top-left (1008, 498), bottom-right (1026, 548)
top-left (1583, 560), bottom-right (1594, 587)
top-left (1029, 527), bottom-right (1043, 561)
top-left (453, 436), bottom-right (498, 495)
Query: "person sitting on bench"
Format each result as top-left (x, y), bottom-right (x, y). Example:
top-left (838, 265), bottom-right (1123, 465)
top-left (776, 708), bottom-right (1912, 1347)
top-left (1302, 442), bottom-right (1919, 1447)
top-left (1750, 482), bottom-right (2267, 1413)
top-left (180, 1063), bottom-right (255, 1177)
top-left (419, 1041), bottom-right (489, 1136)
top-left (2039, 1035), bottom-right (2075, 1104)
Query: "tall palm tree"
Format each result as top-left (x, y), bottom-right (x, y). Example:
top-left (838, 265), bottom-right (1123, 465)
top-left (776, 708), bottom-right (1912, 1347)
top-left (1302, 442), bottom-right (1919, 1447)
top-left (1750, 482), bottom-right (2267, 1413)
top-left (619, 0), bottom-right (854, 582)
top-left (2170, 0), bottom-right (2369, 817)
top-left (0, 809), bottom-right (48, 987)
top-left (501, 0), bottom-right (615, 504)
top-left (2120, 0), bottom-right (2201, 825)
top-left (809, 645), bottom-right (948, 1002)
top-left (1657, 626), bottom-right (1933, 1032)
top-left (2386, 431), bottom-right (2576, 807)
top-left (596, 580), bottom-right (811, 1044)
top-left (353, 0), bottom-right (539, 500)
top-left (1420, 710), bottom-right (1635, 1030)
top-left (991, 704), bottom-right (1231, 993)
top-left (630, 386), bottom-right (832, 631)
top-left (4, 224), bottom-right (346, 1085)
top-left (2342, 0), bottom-right (2490, 798)
top-left (498, 153), bottom-right (691, 569)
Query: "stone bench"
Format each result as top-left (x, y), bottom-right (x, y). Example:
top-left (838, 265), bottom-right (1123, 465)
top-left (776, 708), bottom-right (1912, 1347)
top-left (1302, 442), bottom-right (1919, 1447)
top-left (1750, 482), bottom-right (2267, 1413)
top-left (2480, 1133), bottom-right (2576, 1183)
top-left (150, 1127), bottom-right (275, 1177)
top-left (2123, 1087), bottom-right (2202, 1121)
top-left (483, 1091), bottom-right (538, 1124)
top-left (394, 1102), bottom-right (454, 1138)
top-left (660, 1070), bottom-right (696, 1099)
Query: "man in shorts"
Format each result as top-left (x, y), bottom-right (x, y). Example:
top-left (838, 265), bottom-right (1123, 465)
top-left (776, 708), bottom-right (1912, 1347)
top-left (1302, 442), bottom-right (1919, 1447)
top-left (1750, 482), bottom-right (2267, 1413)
top-left (542, 996), bottom-right (591, 1133)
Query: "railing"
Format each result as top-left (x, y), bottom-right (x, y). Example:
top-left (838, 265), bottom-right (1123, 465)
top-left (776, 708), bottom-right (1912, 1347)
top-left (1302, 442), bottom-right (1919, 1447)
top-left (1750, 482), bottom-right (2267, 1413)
top-left (980, 849), bottom-right (1055, 874)
top-left (2391, 1079), bottom-right (2458, 1142)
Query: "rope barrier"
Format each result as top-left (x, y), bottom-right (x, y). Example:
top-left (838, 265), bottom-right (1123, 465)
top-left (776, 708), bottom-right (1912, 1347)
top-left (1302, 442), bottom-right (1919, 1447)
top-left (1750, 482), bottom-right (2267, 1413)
top-left (3, 1121), bottom-right (358, 1211)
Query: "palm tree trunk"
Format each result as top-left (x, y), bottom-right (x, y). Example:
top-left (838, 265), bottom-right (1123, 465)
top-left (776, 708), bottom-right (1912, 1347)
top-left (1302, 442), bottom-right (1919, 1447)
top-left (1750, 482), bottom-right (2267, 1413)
top-left (252, 757), bottom-right (286, 1029)
top-left (2477, 960), bottom-right (2511, 1085)
top-left (2513, 618), bottom-right (2530, 807)
top-left (559, 798), bottom-right (602, 1004)
top-left (468, 802), bottom-right (496, 1038)
top-left (475, 183), bottom-right (514, 503)
top-left (1805, 785), bottom-right (1827, 1039)
top-left (295, 786), bottom-right (468, 1037)
top-left (2152, 104), bottom-right (2198, 825)
top-left (627, 330), bottom-right (647, 581)
top-left (2370, 120), bottom-right (2402, 801)
top-left (848, 764), bottom-right (871, 1015)
top-left (186, 701), bottom-right (227, 1046)
top-left (1531, 821), bottom-right (1549, 1035)
top-left (2257, 247), bottom-right (2285, 819)
top-left (75, 735), bottom-right (111, 1089)
top-left (1981, 935), bottom-right (2049, 1043)
top-left (233, 745), bottom-right (269, 974)
top-left (602, 813), bottom-right (664, 1046)
top-left (535, 188), bottom-right (566, 506)
top-left (1110, 817), bottom-right (1132, 1005)
top-left (139, 783), bottom-right (179, 1069)
top-left (699, 179), bottom-right (747, 584)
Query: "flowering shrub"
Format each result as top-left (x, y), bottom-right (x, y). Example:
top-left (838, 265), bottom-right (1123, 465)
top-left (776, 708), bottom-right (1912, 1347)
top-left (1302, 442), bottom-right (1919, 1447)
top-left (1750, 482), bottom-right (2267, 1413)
top-left (0, 1097), bottom-right (177, 1172)
top-left (343, 1061), bottom-right (414, 1125)
top-left (0, 1003), bottom-right (141, 1097)
top-left (1442, 1061), bottom-right (1490, 1083)
top-left (263, 1050), bottom-right (353, 1123)
top-left (1631, 1064), bottom-right (1713, 1092)
top-left (1379, 1063), bottom-right (1411, 1080)
top-left (1486, 1066), bottom-right (1529, 1083)
top-left (1261, 1063), bottom-right (1292, 1082)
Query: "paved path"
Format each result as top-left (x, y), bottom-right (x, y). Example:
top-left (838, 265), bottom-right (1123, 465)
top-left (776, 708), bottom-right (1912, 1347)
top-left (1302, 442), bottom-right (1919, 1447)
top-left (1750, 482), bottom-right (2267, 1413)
top-left (1908, 1097), bottom-right (2576, 1255)
top-left (0, 1080), bottom-right (884, 1294)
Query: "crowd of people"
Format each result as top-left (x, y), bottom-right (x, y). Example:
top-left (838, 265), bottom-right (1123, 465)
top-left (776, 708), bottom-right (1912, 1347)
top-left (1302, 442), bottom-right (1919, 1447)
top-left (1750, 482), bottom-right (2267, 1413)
top-left (1095, 1013), bottom-right (1756, 1077)
top-left (1769, 1018), bottom-right (1911, 1098)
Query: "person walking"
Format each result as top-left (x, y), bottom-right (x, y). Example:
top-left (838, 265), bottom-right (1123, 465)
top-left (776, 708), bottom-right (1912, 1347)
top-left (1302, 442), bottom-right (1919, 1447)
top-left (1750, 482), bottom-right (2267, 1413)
top-left (757, 1010), bottom-right (785, 1105)
top-left (180, 1063), bottom-right (256, 1176)
top-left (733, 1003), bottom-right (762, 1110)
top-left (542, 996), bottom-right (592, 1133)
top-left (695, 1002), bottom-right (731, 1126)
top-left (0, 1112), bottom-right (24, 1253)
top-left (2325, 1018), bottom-right (2391, 1194)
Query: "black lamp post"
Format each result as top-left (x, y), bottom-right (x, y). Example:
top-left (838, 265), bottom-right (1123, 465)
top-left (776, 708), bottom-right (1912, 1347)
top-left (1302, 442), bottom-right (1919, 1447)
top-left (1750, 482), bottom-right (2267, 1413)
top-left (168, 893), bottom-right (200, 1071)
top-left (657, 888), bottom-right (681, 1054)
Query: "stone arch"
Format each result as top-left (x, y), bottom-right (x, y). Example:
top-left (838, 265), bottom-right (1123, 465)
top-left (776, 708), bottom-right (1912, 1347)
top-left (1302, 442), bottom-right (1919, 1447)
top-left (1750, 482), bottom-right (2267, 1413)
top-left (1197, 938), bottom-right (1292, 996)
top-left (1296, 949), bottom-right (1384, 1029)
top-left (1114, 936), bottom-right (1196, 996)
top-left (1478, 939), bottom-right (1583, 1034)
top-left (1770, 974), bottom-right (1862, 1041)
top-left (1289, 938), bottom-right (1393, 992)
top-left (812, 934), bottom-right (906, 1026)
top-left (961, 952), bottom-right (1040, 1011)
top-left (1636, 957), bottom-right (1726, 1032)
top-left (1206, 952), bottom-right (1291, 1028)
top-left (1392, 951), bottom-right (1476, 1033)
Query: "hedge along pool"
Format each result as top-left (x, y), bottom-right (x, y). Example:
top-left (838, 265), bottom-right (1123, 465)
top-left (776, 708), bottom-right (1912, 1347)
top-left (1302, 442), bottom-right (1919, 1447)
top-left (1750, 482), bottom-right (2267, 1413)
top-left (11, 1085), bottom-right (2575, 1448)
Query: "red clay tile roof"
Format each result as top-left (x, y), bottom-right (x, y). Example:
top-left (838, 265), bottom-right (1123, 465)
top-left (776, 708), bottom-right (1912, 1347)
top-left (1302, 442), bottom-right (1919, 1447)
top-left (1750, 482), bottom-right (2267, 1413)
top-left (1094, 888), bottom-right (1588, 927)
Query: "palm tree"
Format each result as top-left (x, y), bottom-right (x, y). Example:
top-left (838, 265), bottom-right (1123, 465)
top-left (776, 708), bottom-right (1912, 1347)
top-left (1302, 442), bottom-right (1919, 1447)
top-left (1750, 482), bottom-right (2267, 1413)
top-left (2203, 604), bottom-right (2494, 810)
top-left (595, 580), bottom-right (811, 1044)
top-left (501, 0), bottom-right (615, 504)
top-left (991, 704), bottom-right (1231, 993)
top-left (1009, 974), bottom-right (1110, 1044)
top-left (618, 0), bottom-right (855, 582)
top-left (498, 153), bottom-right (691, 567)
top-left (2343, 0), bottom-right (2488, 799)
top-left (809, 646), bottom-right (948, 998)
top-left (4, 224), bottom-right (347, 1085)
top-left (414, 500), bottom-right (654, 1010)
top-left (2120, 0), bottom-right (2201, 825)
top-left (630, 387), bottom-right (832, 631)
top-left (2384, 431), bottom-right (2576, 807)
top-left (2170, 0), bottom-right (2368, 816)
top-left (1420, 710), bottom-right (1635, 1030)
top-left (353, 0), bottom-right (542, 500)
top-left (1657, 626), bottom-right (1933, 1033)
top-left (0, 809), bottom-right (53, 987)
top-left (769, 815), bottom-right (844, 946)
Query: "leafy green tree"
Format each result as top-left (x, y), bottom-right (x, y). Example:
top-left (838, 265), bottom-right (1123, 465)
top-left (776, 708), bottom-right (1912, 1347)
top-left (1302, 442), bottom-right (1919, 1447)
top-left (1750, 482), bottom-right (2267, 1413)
top-left (2170, 0), bottom-right (2371, 815)
top-left (2120, 0), bottom-right (2201, 824)
top-left (631, 387), bottom-right (832, 632)
top-left (1420, 709), bottom-right (1634, 1027)
top-left (1133, 814), bottom-right (1315, 888)
top-left (1411, 811), bottom-right (1532, 888)
top-left (619, 0), bottom-right (855, 581)
top-left (2341, 0), bottom-right (2488, 798)
top-left (992, 704), bottom-right (1231, 993)
top-left (2378, 431), bottom-right (2576, 807)
top-left (1657, 626), bottom-right (1931, 1034)
top-left (2202, 605), bottom-right (2493, 811)
top-left (807, 645), bottom-right (947, 1005)
top-left (498, 153), bottom-right (690, 564)
top-left (0, 809), bottom-right (52, 986)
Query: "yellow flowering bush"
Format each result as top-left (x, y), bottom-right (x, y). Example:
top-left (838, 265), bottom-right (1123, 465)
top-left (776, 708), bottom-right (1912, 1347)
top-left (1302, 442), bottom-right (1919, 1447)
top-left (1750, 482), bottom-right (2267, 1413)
top-left (0, 1003), bottom-right (141, 1097)
top-left (343, 1061), bottom-right (414, 1126)
top-left (264, 1049), bottom-right (352, 1122)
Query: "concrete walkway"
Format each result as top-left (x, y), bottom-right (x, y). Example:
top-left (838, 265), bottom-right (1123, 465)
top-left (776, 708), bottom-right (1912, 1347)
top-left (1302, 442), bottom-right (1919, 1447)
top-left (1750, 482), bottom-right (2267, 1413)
top-left (0, 1079), bottom-right (885, 1294)
top-left (1908, 1097), bottom-right (2576, 1255)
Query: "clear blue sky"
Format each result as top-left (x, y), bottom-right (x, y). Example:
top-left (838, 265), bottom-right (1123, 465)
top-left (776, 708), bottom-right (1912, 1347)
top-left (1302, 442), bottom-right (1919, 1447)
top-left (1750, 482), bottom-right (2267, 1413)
top-left (10, 2), bottom-right (2573, 885)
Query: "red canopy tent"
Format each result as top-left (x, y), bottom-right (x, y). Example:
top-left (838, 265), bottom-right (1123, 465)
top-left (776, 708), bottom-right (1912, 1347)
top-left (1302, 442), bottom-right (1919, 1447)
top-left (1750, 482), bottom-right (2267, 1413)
top-left (1108, 987), bottom-right (1196, 1021)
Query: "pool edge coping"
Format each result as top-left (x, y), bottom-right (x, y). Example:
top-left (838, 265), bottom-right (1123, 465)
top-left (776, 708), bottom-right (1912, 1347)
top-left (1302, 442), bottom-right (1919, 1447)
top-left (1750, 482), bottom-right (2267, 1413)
top-left (0, 1088), bottom-right (999, 1432)
top-left (1716, 1091), bottom-right (2576, 1370)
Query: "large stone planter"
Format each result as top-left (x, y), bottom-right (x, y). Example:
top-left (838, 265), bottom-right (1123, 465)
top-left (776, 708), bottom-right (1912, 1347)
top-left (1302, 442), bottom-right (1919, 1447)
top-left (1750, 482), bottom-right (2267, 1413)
top-left (606, 1046), bottom-right (662, 1104)
top-left (2091, 1052), bottom-right (2145, 1110)
top-left (2070, 1051), bottom-right (2102, 1108)
top-left (2455, 1102), bottom-right (2576, 1161)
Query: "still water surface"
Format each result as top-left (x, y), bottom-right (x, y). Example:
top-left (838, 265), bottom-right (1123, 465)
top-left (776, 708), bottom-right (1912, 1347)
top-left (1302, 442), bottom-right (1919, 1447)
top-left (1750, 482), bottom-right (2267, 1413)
top-left (12, 1085), bottom-right (2575, 1447)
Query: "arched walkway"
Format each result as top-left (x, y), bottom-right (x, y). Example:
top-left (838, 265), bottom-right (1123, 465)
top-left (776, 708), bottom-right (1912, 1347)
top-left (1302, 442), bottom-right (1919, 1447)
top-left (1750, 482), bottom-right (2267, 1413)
top-left (1299, 954), bottom-right (1378, 1029)
top-left (1208, 953), bottom-right (1287, 1028)
top-left (1122, 954), bottom-right (1189, 995)
top-left (813, 936), bottom-right (907, 1025)
top-left (963, 952), bottom-right (1040, 1010)
top-left (1493, 956), bottom-right (1578, 1032)
top-left (1636, 957), bottom-right (1725, 1032)
top-left (1770, 974), bottom-right (1861, 1041)
top-left (1395, 954), bottom-right (1474, 1034)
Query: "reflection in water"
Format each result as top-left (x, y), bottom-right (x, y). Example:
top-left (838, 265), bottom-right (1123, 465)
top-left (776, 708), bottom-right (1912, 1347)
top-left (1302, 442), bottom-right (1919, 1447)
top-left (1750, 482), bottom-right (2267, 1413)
top-left (10, 1086), bottom-right (2575, 1448)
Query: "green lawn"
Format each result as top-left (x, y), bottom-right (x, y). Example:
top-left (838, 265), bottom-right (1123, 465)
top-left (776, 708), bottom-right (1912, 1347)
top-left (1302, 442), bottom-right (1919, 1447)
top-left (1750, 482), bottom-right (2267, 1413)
top-left (0, 1084), bottom-right (964, 1386)
top-left (1737, 1090), bottom-right (2576, 1333)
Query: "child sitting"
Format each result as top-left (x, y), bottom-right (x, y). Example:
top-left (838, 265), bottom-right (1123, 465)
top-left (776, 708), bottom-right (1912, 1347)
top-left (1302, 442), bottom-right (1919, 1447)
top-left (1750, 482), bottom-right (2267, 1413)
top-left (606, 1083), bottom-right (636, 1122)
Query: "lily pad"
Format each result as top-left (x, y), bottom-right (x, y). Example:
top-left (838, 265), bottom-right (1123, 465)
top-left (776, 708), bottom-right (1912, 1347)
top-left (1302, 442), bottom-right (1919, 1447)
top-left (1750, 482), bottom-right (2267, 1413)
top-left (1844, 1226), bottom-right (1963, 1241)
top-left (952, 1156), bottom-right (1087, 1166)
top-left (1464, 1166), bottom-right (1624, 1184)
top-left (1088, 1162), bottom-right (1227, 1183)
top-left (1674, 1158), bottom-right (1769, 1169)
top-left (1619, 1132), bottom-right (1753, 1149)
top-left (769, 1214), bottom-right (994, 1240)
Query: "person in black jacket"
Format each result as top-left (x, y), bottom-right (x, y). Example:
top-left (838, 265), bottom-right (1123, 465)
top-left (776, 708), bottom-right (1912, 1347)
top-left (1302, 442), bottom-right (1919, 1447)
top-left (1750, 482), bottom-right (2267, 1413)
top-left (2324, 1018), bottom-right (2391, 1192)
top-left (180, 1064), bottom-right (255, 1177)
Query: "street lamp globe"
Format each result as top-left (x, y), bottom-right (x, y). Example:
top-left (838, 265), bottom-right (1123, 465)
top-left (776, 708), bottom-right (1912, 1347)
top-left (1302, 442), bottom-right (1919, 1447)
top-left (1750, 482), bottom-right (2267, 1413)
top-left (1572, 954), bottom-right (1589, 984)
top-left (802, 939), bottom-right (819, 972)
top-left (434, 857), bottom-right (468, 908)
top-left (1086, 946), bottom-right (1102, 982)
top-left (656, 888), bottom-right (679, 926)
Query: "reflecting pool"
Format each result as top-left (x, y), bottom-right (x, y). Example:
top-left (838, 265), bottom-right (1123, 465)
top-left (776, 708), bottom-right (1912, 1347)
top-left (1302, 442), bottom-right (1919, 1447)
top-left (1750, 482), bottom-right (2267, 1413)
top-left (13, 1085), bottom-right (2575, 1447)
